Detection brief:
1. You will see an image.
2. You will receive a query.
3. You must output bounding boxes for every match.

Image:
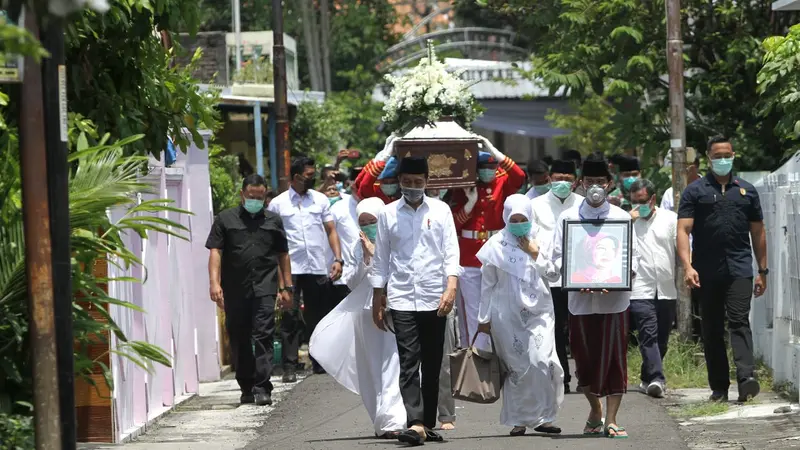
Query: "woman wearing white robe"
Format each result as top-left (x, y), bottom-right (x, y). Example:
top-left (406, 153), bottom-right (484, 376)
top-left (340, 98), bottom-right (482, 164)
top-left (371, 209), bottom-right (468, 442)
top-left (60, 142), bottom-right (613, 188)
top-left (309, 198), bottom-right (407, 437)
top-left (476, 194), bottom-right (565, 436)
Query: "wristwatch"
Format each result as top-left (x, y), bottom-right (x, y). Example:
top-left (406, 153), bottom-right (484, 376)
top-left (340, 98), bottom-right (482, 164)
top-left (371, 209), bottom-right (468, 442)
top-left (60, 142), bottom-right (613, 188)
top-left (334, 258), bottom-right (344, 266)
top-left (758, 268), bottom-right (769, 275)
top-left (279, 286), bottom-right (295, 293)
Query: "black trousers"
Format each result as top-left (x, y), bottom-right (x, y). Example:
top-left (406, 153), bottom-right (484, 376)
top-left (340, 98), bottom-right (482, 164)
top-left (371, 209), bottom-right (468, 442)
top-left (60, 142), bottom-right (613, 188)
top-left (282, 274), bottom-right (330, 369)
top-left (550, 287), bottom-right (571, 385)
top-left (630, 298), bottom-right (677, 384)
top-left (391, 309), bottom-right (447, 429)
top-left (695, 277), bottom-right (755, 391)
top-left (225, 293), bottom-right (275, 394)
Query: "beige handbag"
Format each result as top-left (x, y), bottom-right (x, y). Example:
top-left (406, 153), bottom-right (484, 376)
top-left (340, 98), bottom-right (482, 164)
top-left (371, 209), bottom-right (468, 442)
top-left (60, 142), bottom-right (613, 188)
top-left (449, 331), bottom-right (505, 404)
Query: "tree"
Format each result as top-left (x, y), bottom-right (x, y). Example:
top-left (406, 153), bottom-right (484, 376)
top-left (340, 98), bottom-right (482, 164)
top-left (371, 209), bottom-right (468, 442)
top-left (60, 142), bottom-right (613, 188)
top-left (758, 23), bottom-right (800, 152)
top-left (477, 0), bottom-right (800, 170)
top-left (545, 93), bottom-right (617, 156)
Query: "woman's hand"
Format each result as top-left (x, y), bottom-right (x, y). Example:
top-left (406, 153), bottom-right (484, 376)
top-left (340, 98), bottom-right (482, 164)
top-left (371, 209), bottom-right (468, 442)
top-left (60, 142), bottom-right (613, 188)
top-left (518, 236), bottom-right (539, 259)
top-left (360, 232), bottom-right (375, 262)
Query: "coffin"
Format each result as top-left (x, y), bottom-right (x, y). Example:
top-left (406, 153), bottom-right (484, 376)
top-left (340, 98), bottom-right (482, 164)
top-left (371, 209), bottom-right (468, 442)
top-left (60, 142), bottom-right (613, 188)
top-left (394, 118), bottom-right (480, 189)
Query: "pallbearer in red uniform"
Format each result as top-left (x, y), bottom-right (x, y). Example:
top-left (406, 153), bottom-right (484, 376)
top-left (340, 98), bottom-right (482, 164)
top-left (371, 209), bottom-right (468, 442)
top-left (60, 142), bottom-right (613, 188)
top-left (449, 136), bottom-right (526, 350)
top-left (355, 135), bottom-right (401, 203)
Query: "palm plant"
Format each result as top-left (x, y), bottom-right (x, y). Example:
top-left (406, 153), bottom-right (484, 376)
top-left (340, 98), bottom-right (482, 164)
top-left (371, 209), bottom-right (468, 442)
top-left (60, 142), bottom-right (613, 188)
top-left (0, 127), bottom-right (186, 414)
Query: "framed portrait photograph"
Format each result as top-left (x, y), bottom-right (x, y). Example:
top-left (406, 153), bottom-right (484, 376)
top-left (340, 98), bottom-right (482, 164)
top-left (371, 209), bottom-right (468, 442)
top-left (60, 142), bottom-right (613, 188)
top-left (561, 219), bottom-right (633, 292)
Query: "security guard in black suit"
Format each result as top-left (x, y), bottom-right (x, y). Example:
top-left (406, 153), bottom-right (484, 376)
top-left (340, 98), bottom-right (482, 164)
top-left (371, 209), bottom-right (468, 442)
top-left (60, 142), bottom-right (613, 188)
top-left (677, 136), bottom-right (768, 403)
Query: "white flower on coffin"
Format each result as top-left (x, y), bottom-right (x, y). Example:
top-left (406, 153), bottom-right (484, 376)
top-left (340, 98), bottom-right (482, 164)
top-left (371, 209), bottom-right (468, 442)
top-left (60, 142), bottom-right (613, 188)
top-left (382, 40), bottom-right (483, 134)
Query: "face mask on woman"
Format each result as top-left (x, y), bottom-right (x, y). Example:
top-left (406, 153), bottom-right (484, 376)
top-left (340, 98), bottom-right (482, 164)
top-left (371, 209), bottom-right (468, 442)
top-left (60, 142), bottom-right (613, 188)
top-left (507, 221), bottom-right (532, 237)
top-left (360, 224), bottom-right (377, 242)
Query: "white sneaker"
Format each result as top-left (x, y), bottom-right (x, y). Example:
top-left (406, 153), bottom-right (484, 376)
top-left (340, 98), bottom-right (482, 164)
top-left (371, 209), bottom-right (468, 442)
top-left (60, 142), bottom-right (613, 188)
top-left (646, 381), bottom-right (665, 398)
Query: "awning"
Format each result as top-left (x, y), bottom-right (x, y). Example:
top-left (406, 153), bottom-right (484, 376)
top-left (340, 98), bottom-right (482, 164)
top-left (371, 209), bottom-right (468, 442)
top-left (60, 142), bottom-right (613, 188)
top-left (473, 99), bottom-right (571, 138)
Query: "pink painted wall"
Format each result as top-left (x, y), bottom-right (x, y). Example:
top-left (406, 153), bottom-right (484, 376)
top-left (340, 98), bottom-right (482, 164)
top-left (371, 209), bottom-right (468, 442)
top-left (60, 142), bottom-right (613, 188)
top-left (107, 131), bottom-right (220, 441)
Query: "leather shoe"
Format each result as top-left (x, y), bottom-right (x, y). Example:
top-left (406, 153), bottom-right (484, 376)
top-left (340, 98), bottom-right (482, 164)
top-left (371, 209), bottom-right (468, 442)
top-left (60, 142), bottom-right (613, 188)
top-left (738, 377), bottom-right (760, 402)
top-left (282, 370), bottom-right (297, 383)
top-left (397, 429), bottom-right (424, 446)
top-left (240, 394), bottom-right (255, 404)
top-left (255, 392), bottom-right (272, 406)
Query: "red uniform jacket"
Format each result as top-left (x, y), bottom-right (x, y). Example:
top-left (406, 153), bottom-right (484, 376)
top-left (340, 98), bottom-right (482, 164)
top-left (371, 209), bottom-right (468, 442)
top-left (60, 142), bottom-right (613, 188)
top-left (355, 159), bottom-right (396, 204)
top-left (450, 158), bottom-right (526, 268)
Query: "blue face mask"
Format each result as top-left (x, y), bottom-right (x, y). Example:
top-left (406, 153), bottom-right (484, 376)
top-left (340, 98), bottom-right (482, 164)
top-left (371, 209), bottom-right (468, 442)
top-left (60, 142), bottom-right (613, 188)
top-left (439, 190), bottom-right (447, 200)
top-left (507, 221), bottom-right (532, 237)
top-left (534, 183), bottom-right (551, 195)
top-left (551, 181), bottom-right (572, 199)
top-left (478, 168), bottom-right (496, 183)
top-left (243, 198), bottom-right (264, 214)
top-left (360, 223), bottom-right (377, 242)
top-left (622, 176), bottom-right (639, 191)
top-left (710, 157), bottom-right (734, 176)
top-left (381, 183), bottom-right (398, 197)
top-left (329, 197), bottom-right (341, 206)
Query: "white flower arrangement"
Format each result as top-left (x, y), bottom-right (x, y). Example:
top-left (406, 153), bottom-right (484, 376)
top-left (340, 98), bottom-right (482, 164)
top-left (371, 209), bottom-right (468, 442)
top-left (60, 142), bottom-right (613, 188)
top-left (382, 40), bottom-right (484, 134)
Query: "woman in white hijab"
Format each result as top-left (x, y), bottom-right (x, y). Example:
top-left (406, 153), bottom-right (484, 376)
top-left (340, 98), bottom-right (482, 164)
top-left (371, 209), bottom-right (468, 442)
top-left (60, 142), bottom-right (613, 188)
top-left (309, 197), bottom-right (406, 438)
top-left (476, 194), bottom-right (565, 436)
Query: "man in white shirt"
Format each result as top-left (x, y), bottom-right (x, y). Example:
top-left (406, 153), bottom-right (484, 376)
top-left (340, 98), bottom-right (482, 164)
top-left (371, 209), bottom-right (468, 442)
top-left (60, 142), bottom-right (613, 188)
top-left (628, 179), bottom-right (678, 399)
top-left (370, 156), bottom-right (460, 446)
top-left (531, 159), bottom-right (584, 393)
top-left (268, 157), bottom-right (344, 381)
top-left (551, 154), bottom-right (638, 439)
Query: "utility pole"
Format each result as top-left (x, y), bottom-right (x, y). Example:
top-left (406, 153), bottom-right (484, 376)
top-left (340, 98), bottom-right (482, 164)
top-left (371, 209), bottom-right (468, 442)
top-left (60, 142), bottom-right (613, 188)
top-left (20, 7), bottom-right (63, 450)
top-left (41, 11), bottom-right (77, 449)
top-left (666, 0), bottom-right (691, 339)
top-left (234, 0), bottom-right (243, 73)
top-left (273, 0), bottom-right (291, 190)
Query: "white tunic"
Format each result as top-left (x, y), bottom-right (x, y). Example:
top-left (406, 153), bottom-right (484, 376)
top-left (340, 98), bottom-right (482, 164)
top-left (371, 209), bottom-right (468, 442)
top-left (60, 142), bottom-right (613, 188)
top-left (309, 239), bottom-right (407, 434)
top-left (530, 191), bottom-right (585, 287)
top-left (477, 230), bottom-right (564, 428)
top-left (632, 208), bottom-right (679, 300)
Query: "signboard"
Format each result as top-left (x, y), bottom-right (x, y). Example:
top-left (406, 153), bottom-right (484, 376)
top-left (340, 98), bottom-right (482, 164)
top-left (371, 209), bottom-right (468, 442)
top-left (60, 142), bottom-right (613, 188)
top-left (0, 8), bottom-right (24, 84)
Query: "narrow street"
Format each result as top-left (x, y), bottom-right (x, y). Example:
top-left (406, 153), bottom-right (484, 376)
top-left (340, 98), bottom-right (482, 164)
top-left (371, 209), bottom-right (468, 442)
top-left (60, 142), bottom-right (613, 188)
top-left (244, 375), bottom-right (688, 450)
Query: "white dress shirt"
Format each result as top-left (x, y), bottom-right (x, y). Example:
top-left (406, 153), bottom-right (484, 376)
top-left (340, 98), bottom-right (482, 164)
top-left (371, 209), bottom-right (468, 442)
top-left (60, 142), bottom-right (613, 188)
top-left (369, 196), bottom-right (461, 312)
top-left (551, 200), bottom-right (639, 315)
top-left (329, 195), bottom-right (360, 286)
top-left (268, 187), bottom-right (334, 275)
top-left (632, 207), bottom-right (678, 300)
top-left (660, 187), bottom-right (674, 211)
top-left (531, 191), bottom-right (585, 287)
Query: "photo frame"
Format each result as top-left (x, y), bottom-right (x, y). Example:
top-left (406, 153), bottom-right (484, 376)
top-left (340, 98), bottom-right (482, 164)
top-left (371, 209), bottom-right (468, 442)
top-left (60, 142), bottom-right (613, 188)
top-left (561, 219), bottom-right (633, 292)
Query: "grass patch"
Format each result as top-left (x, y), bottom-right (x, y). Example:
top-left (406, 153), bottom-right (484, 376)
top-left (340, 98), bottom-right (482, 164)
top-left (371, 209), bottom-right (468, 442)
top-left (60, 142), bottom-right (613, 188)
top-left (669, 401), bottom-right (730, 418)
top-left (626, 332), bottom-right (776, 390)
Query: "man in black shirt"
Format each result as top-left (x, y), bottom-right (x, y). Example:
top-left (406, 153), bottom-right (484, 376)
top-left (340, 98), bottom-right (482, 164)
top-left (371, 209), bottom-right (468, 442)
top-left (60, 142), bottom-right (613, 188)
top-left (677, 135), bottom-right (768, 403)
top-left (206, 174), bottom-right (293, 406)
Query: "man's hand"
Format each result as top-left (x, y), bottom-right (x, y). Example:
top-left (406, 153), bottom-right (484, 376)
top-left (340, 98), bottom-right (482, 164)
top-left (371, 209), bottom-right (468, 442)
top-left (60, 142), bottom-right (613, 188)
top-left (580, 288), bottom-right (609, 295)
top-left (754, 274), bottom-right (767, 297)
top-left (437, 287), bottom-right (456, 317)
top-left (630, 208), bottom-right (640, 221)
top-left (477, 322), bottom-right (491, 334)
top-left (278, 290), bottom-right (293, 310)
top-left (336, 149), bottom-right (349, 163)
top-left (372, 294), bottom-right (387, 331)
top-left (210, 283), bottom-right (224, 309)
top-left (684, 267), bottom-right (701, 289)
top-left (518, 236), bottom-right (539, 259)
top-left (463, 187), bottom-right (478, 214)
top-left (330, 261), bottom-right (343, 281)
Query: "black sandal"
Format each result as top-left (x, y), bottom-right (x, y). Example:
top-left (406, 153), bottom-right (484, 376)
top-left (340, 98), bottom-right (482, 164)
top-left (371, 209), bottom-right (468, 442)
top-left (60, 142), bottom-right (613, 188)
top-left (397, 429), bottom-right (425, 446)
top-left (424, 428), bottom-right (444, 442)
top-left (376, 431), bottom-right (401, 439)
top-left (510, 426), bottom-right (526, 436)
top-left (534, 425), bottom-right (562, 434)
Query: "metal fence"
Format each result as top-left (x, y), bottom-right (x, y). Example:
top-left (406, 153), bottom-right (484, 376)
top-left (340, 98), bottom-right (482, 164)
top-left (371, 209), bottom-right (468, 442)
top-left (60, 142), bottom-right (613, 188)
top-left (752, 152), bottom-right (800, 388)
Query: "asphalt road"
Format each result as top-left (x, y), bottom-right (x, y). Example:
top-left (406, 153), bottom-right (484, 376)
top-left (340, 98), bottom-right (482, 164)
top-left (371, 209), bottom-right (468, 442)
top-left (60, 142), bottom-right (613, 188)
top-left (244, 374), bottom-right (689, 450)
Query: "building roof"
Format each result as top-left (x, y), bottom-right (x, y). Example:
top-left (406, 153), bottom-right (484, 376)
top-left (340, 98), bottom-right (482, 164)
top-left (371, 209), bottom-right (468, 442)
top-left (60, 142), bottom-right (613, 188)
top-left (198, 84), bottom-right (325, 107)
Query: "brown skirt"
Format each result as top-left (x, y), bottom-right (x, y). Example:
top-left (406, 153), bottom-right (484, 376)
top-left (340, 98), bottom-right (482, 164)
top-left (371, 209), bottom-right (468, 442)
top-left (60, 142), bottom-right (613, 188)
top-left (569, 310), bottom-right (630, 397)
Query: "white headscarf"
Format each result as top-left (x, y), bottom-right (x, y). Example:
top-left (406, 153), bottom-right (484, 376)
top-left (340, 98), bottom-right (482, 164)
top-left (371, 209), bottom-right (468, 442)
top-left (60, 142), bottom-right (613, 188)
top-left (356, 197), bottom-right (384, 220)
top-left (476, 194), bottom-right (539, 282)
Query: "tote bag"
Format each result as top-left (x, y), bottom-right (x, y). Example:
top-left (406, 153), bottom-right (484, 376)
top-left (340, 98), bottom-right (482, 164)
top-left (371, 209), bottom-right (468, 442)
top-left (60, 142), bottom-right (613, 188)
top-left (449, 331), bottom-right (505, 404)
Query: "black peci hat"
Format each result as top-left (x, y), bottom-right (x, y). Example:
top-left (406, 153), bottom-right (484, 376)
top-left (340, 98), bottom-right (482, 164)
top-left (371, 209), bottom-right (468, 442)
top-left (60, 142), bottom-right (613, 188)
top-left (398, 156), bottom-right (429, 176)
top-left (550, 159), bottom-right (576, 176)
top-left (582, 153), bottom-right (610, 178)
